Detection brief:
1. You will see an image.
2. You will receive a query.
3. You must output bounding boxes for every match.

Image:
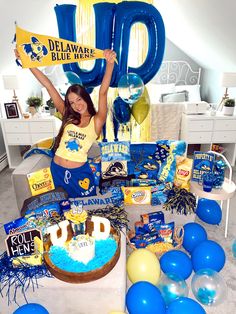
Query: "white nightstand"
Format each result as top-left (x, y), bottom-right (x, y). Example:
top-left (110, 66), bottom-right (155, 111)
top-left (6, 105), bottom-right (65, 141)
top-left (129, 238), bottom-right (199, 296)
top-left (0, 116), bottom-right (61, 168)
top-left (180, 112), bottom-right (236, 166)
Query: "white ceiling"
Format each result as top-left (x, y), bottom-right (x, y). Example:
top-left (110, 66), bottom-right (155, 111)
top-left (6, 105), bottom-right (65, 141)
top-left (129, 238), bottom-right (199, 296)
top-left (155, 0), bottom-right (236, 71)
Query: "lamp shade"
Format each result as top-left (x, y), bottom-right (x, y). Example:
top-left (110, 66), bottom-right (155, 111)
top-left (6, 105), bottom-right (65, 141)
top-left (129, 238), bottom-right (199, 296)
top-left (221, 72), bottom-right (236, 87)
top-left (2, 75), bottom-right (20, 90)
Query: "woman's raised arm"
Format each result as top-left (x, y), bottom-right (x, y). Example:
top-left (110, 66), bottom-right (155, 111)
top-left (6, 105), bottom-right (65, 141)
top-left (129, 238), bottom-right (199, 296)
top-left (95, 49), bottom-right (116, 133)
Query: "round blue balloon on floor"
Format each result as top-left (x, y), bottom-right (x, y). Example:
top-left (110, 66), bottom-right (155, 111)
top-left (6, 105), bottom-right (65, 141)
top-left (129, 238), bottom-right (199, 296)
top-left (13, 303), bottom-right (49, 314)
top-left (126, 281), bottom-right (166, 314)
top-left (160, 250), bottom-right (192, 280)
top-left (196, 198), bottom-right (222, 225)
top-left (166, 297), bottom-right (206, 314)
top-left (191, 240), bottom-right (226, 272)
top-left (183, 222), bottom-right (208, 253)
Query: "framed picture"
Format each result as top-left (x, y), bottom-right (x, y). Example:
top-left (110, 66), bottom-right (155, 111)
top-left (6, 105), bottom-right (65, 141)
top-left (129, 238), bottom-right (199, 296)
top-left (4, 102), bottom-right (19, 119)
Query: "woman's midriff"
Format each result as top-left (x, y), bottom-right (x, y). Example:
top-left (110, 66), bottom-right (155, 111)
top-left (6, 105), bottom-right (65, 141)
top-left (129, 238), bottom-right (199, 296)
top-left (53, 155), bottom-right (86, 168)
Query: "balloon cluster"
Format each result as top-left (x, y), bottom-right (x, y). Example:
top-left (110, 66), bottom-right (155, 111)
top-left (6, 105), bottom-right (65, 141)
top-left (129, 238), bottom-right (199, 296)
top-left (112, 73), bottom-right (151, 139)
top-left (183, 222), bottom-right (227, 307)
top-left (126, 221), bottom-right (227, 313)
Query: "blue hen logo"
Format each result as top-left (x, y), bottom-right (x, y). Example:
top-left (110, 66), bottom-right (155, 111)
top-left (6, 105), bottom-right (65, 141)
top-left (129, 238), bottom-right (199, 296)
top-left (66, 139), bottom-right (81, 152)
top-left (22, 36), bottom-right (48, 62)
top-left (195, 160), bottom-right (211, 171)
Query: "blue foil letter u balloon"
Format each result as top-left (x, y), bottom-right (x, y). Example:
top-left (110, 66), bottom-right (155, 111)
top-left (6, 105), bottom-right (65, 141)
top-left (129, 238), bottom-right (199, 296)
top-left (54, 3), bottom-right (115, 87)
top-left (54, 2), bottom-right (165, 87)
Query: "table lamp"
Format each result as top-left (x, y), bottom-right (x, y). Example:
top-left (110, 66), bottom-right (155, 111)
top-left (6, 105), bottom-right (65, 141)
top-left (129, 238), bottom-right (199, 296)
top-left (2, 75), bottom-right (23, 117)
top-left (217, 72), bottom-right (236, 111)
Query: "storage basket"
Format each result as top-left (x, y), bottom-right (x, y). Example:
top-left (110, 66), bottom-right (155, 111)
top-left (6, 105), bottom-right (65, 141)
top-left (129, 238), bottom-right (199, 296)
top-left (127, 226), bottom-right (184, 258)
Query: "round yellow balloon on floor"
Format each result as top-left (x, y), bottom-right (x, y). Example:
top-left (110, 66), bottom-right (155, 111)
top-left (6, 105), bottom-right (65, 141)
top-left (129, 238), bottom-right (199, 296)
top-left (127, 248), bottom-right (161, 285)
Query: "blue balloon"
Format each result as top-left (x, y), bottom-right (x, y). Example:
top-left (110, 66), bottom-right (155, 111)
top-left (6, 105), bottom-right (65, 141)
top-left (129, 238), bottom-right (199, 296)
top-left (112, 114), bottom-right (120, 141)
top-left (166, 297), bottom-right (206, 314)
top-left (196, 198), bottom-right (222, 225)
top-left (126, 281), bottom-right (166, 314)
top-left (232, 239), bottom-right (236, 258)
top-left (65, 71), bottom-right (82, 85)
top-left (183, 222), bottom-right (208, 253)
top-left (58, 71), bottom-right (83, 96)
top-left (85, 87), bottom-right (94, 94)
top-left (13, 303), bottom-right (49, 314)
top-left (191, 240), bottom-right (226, 272)
top-left (118, 73), bottom-right (144, 104)
top-left (160, 250), bottom-right (192, 280)
top-left (113, 96), bottom-right (131, 124)
top-left (102, 123), bottom-right (107, 142)
top-left (158, 273), bottom-right (188, 305)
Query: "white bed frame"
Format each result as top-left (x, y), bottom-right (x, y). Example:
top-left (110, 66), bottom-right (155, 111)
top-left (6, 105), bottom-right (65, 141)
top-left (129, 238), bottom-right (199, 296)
top-left (153, 60), bottom-right (201, 85)
top-left (149, 61), bottom-right (202, 141)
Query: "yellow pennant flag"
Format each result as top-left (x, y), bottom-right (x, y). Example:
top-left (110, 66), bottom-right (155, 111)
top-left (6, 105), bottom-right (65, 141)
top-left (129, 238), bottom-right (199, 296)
top-left (16, 26), bottom-right (105, 68)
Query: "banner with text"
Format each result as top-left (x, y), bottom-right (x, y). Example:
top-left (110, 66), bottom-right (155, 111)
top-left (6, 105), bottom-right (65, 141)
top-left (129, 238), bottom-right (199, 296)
top-left (16, 26), bottom-right (104, 68)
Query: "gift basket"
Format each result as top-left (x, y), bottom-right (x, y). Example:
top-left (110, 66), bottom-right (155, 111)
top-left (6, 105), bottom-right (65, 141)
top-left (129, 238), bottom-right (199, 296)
top-left (127, 225), bottom-right (184, 258)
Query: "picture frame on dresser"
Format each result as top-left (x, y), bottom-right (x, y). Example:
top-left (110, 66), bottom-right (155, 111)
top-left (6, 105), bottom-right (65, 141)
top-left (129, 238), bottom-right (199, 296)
top-left (4, 102), bottom-right (19, 119)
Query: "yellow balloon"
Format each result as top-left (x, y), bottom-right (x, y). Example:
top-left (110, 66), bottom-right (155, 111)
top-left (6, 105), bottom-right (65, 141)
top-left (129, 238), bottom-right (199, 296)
top-left (127, 248), bottom-right (161, 285)
top-left (131, 86), bottom-right (150, 125)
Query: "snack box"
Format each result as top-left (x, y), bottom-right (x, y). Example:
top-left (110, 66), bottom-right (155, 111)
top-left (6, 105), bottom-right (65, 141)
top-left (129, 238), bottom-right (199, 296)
top-left (141, 210), bottom-right (164, 225)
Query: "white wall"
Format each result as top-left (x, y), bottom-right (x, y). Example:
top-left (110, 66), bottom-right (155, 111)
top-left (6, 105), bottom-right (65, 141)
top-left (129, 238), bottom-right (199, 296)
top-left (155, 0), bottom-right (236, 103)
top-left (0, 0), bottom-right (65, 114)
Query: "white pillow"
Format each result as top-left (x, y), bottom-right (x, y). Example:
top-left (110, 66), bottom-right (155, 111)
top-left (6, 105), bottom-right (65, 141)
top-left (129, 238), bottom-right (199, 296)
top-left (161, 90), bottom-right (189, 103)
top-left (175, 84), bottom-right (201, 102)
top-left (146, 83), bottom-right (175, 103)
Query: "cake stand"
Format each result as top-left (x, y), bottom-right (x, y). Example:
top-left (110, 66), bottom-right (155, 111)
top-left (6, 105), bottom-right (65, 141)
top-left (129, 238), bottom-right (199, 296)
top-left (43, 222), bottom-right (121, 283)
top-left (191, 151), bottom-right (236, 238)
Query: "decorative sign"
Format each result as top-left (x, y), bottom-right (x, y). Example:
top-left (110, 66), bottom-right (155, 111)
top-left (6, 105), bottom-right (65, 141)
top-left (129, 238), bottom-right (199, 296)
top-left (192, 151), bottom-right (215, 182)
top-left (5, 229), bottom-right (42, 257)
top-left (16, 26), bottom-right (107, 68)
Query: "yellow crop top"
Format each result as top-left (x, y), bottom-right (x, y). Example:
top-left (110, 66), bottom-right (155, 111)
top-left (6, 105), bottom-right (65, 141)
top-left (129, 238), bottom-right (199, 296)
top-left (55, 116), bottom-right (97, 162)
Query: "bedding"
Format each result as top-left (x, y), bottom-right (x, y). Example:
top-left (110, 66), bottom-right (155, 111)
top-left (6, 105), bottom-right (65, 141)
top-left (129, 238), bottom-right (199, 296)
top-left (175, 84), bottom-right (201, 102)
top-left (148, 61), bottom-right (202, 141)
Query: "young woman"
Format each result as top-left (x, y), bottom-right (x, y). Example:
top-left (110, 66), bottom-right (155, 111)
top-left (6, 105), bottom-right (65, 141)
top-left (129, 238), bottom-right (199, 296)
top-left (15, 49), bottom-right (116, 198)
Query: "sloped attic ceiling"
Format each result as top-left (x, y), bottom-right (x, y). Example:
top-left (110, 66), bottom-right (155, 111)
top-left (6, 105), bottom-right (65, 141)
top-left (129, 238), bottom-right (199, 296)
top-left (155, 0), bottom-right (236, 71)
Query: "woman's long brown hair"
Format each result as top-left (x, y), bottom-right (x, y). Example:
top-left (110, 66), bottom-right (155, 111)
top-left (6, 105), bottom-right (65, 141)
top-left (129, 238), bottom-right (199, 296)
top-left (53, 84), bottom-right (96, 152)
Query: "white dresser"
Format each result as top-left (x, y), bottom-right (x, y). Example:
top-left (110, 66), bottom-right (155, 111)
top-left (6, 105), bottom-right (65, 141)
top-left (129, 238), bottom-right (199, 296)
top-left (1, 117), bottom-right (61, 168)
top-left (180, 113), bottom-right (236, 166)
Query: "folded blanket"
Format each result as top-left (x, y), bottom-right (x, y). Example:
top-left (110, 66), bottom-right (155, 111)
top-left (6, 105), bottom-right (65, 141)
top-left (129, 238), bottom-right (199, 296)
top-left (150, 102), bottom-right (184, 141)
